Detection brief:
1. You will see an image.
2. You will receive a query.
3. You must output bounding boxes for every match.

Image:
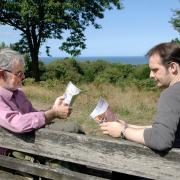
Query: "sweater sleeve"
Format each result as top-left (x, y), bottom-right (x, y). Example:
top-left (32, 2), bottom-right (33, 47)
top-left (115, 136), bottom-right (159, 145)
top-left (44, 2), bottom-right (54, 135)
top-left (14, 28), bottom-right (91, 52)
top-left (144, 87), bottom-right (180, 151)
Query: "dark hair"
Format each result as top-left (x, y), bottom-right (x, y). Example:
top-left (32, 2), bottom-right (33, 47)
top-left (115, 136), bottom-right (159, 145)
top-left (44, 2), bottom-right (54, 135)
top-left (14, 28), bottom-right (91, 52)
top-left (146, 42), bottom-right (180, 67)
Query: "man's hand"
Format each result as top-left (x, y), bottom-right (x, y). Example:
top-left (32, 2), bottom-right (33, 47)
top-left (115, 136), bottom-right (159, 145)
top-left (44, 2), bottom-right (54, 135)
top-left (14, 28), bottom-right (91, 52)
top-left (53, 103), bottom-right (72, 119)
top-left (53, 96), bottom-right (64, 108)
top-left (44, 96), bottom-right (72, 124)
top-left (53, 96), bottom-right (72, 119)
top-left (100, 121), bottom-right (124, 138)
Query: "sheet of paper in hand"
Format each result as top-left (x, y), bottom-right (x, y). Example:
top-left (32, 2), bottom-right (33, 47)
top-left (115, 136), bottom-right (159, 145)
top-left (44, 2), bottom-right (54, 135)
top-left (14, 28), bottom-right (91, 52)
top-left (63, 81), bottom-right (81, 105)
top-left (90, 97), bottom-right (118, 124)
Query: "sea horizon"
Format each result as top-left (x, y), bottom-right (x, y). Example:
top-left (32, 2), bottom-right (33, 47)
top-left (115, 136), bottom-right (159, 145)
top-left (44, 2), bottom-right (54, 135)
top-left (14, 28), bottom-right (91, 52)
top-left (39, 56), bottom-right (148, 65)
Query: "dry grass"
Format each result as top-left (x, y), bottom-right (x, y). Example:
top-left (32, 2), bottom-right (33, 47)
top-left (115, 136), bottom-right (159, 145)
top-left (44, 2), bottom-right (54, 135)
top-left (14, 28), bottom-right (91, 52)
top-left (22, 83), bottom-right (159, 137)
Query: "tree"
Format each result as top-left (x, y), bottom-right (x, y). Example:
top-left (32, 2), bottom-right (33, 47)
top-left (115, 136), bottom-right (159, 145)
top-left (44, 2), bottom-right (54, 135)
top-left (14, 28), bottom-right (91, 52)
top-left (172, 38), bottom-right (180, 44)
top-left (170, 9), bottom-right (180, 43)
top-left (0, 0), bottom-right (121, 81)
top-left (0, 42), bottom-right (7, 50)
top-left (171, 9), bottom-right (180, 33)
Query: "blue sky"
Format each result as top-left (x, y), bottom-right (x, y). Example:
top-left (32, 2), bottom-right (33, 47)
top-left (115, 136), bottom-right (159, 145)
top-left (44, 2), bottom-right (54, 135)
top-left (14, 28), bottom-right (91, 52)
top-left (0, 0), bottom-right (179, 57)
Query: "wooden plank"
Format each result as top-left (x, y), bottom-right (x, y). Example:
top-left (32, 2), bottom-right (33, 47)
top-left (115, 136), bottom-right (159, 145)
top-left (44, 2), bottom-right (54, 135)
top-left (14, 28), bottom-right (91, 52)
top-left (0, 126), bottom-right (180, 179)
top-left (0, 169), bottom-right (27, 180)
top-left (0, 155), bottom-right (108, 180)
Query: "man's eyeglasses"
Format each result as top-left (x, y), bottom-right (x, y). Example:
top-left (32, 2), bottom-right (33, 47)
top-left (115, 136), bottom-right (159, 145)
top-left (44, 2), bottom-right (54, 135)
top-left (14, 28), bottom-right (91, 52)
top-left (3, 70), bottom-right (25, 79)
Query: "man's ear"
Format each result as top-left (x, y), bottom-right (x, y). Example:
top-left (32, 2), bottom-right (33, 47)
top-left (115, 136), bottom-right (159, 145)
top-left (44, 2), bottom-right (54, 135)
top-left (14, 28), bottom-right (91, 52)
top-left (169, 62), bottom-right (178, 74)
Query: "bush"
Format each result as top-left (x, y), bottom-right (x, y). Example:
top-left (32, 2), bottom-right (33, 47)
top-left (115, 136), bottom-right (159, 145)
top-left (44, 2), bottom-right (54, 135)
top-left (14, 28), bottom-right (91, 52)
top-left (23, 78), bottom-right (36, 85)
top-left (95, 66), bottom-right (123, 84)
top-left (36, 58), bottom-right (157, 91)
top-left (41, 58), bottom-right (83, 83)
top-left (133, 64), bottom-right (150, 80)
top-left (94, 64), bottom-right (135, 85)
top-left (79, 60), bottom-right (109, 82)
top-left (133, 79), bottom-right (157, 91)
top-left (39, 79), bottom-right (61, 89)
top-left (116, 64), bottom-right (135, 79)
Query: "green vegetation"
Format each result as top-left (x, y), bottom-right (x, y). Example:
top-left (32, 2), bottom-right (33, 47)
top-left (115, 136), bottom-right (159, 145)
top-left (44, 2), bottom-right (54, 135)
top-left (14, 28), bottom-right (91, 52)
top-left (23, 83), bottom-right (159, 137)
top-left (0, 0), bottom-right (121, 81)
top-left (24, 57), bottom-right (157, 91)
top-left (170, 9), bottom-right (180, 34)
top-left (170, 9), bottom-right (180, 43)
top-left (22, 56), bottom-right (160, 136)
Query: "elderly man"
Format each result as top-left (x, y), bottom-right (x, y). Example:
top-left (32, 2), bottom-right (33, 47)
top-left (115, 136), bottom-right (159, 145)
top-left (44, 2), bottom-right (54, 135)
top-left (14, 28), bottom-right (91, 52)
top-left (100, 42), bottom-right (180, 152)
top-left (0, 48), bottom-right (73, 155)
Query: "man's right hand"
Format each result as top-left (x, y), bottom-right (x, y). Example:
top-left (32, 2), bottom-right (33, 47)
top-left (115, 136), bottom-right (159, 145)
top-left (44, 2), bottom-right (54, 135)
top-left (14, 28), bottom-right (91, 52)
top-left (53, 103), bottom-right (72, 119)
top-left (52, 96), bottom-right (72, 119)
top-left (44, 96), bottom-right (72, 124)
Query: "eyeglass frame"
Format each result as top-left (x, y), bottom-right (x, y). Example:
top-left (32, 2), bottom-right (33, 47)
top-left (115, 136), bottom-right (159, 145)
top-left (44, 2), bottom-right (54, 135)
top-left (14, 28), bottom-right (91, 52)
top-left (2, 69), bottom-right (25, 79)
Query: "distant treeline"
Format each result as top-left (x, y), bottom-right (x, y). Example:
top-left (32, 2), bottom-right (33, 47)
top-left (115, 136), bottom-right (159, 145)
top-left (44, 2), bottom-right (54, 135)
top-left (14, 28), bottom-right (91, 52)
top-left (24, 57), bottom-right (157, 90)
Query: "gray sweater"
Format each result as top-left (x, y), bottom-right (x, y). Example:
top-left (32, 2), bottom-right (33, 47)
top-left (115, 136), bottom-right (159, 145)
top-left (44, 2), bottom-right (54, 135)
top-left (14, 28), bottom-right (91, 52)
top-left (144, 82), bottom-right (180, 151)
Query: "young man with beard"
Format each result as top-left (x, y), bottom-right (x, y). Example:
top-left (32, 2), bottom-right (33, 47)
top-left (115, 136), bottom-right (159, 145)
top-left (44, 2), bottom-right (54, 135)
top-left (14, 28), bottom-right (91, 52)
top-left (100, 42), bottom-right (180, 152)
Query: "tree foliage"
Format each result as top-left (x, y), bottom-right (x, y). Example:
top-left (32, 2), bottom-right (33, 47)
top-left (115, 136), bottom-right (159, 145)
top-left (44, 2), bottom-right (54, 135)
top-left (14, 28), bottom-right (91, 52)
top-left (31, 58), bottom-right (156, 90)
top-left (0, 0), bottom-right (121, 81)
top-left (170, 9), bottom-right (180, 34)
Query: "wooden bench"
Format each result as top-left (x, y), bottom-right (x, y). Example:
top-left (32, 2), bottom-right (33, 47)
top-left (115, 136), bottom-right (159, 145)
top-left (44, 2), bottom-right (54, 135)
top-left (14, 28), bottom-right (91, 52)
top-left (0, 122), bottom-right (180, 180)
top-left (0, 168), bottom-right (29, 180)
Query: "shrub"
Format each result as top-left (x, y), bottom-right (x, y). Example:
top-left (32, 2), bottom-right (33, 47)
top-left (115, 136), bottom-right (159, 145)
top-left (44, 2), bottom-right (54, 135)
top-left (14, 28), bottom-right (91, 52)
top-left (39, 79), bottom-right (61, 89)
top-left (37, 58), bottom-right (157, 91)
top-left (95, 66), bottom-right (123, 84)
top-left (41, 58), bottom-right (83, 83)
top-left (133, 79), bottom-right (157, 91)
top-left (79, 60), bottom-right (109, 82)
top-left (115, 64), bottom-right (135, 79)
top-left (133, 64), bottom-right (150, 80)
top-left (23, 78), bottom-right (36, 85)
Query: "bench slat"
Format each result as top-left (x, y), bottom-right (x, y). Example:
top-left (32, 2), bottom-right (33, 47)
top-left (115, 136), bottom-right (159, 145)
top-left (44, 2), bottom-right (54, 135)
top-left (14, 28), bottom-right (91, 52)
top-left (0, 126), bottom-right (180, 179)
top-left (0, 169), bottom-right (28, 180)
top-left (0, 155), bottom-right (108, 180)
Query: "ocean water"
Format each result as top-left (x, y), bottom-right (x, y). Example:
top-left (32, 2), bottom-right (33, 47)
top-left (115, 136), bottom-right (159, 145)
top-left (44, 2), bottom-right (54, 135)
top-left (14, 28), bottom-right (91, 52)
top-left (40, 56), bottom-right (148, 65)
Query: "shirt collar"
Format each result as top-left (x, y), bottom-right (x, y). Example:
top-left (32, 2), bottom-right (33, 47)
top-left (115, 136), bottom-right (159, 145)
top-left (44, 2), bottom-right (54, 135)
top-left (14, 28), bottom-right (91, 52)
top-left (0, 87), bottom-right (18, 100)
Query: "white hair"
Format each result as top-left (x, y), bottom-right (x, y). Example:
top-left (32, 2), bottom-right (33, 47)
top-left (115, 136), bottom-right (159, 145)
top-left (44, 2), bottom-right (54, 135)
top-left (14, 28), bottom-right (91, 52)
top-left (0, 48), bottom-right (25, 71)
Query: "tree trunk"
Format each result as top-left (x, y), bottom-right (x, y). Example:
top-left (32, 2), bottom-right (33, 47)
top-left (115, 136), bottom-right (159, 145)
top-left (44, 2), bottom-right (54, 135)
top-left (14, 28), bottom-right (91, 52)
top-left (31, 50), bottom-right (40, 82)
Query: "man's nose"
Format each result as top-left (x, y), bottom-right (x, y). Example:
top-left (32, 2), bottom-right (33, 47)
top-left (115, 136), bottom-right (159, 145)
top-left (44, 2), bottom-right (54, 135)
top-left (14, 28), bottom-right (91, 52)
top-left (149, 71), bottom-right (154, 79)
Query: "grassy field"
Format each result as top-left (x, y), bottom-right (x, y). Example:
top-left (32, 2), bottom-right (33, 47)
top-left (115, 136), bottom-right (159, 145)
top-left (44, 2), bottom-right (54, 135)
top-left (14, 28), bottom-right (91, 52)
top-left (23, 82), bottom-right (160, 137)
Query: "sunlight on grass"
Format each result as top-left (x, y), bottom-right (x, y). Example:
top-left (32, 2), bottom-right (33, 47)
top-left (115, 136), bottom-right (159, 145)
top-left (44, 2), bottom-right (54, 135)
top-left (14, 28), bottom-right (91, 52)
top-left (22, 83), bottom-right (159, 136)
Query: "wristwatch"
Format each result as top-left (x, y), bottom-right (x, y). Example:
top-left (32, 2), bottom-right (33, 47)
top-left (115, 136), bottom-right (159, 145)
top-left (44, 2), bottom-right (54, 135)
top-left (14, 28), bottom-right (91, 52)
top-left (120, 124), bottom-right (128, 139)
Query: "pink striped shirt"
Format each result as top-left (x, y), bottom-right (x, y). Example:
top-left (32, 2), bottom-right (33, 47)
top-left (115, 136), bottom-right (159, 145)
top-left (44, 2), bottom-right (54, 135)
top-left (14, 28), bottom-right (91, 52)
top-left (0, 87), bottom-right (45, 155)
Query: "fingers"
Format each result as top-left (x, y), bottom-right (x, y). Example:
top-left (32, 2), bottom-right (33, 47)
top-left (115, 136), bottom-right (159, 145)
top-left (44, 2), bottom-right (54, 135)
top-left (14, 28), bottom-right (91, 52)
top-left (99, 122), bottom-right (122, 138)
top-left (100, 125), bottom-right (109, 135)
top-left (60, 106), bottom-right (72, 118)
top-left (100, 122), bottom-right (110, 128)
top-left (100, 123), bottom-right (110, 134)
top-left (100, 125), bottom-right (108, 131)
top-left (56, 96), bottom-right (64, 102)
top-left (53, 103), bottom-right (73, 119)
top-left (102, 131), bottom-right (109, 135)
top-left (59, 95), bottom-right (65, 100)
top-left (54, 97), bottom-right (63, 107)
